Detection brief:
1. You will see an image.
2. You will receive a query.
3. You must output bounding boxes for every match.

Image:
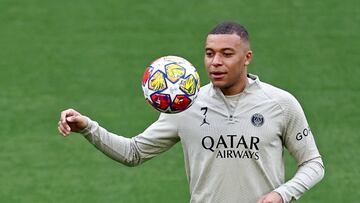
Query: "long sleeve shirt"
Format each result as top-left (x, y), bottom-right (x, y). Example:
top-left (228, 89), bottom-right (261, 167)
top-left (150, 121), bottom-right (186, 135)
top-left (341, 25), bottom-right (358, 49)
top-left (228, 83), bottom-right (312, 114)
top-left (80, 74), bottom-right (324, 203)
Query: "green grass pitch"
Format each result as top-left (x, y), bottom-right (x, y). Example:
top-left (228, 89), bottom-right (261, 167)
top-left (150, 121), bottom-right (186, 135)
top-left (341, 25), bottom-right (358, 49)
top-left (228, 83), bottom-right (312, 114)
top-left (0, 0), bottom-right (359, 202)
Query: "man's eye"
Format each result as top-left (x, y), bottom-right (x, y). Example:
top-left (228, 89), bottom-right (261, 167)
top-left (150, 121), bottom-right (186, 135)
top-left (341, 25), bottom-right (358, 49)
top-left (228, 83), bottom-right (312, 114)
top-left (206, 52), bottom-right (214, 57)
top-left (223, 53), bottom-right (233, 57)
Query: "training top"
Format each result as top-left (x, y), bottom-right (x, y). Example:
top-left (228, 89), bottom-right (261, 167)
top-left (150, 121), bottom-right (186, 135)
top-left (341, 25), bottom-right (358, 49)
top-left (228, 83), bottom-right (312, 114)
top-left (80, 74), bottom-right (324, 203)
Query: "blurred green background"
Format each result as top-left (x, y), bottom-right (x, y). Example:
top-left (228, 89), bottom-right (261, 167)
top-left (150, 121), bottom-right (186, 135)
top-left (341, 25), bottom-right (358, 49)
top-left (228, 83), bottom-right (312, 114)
top-left (0, 0), bottom-right (359, 202)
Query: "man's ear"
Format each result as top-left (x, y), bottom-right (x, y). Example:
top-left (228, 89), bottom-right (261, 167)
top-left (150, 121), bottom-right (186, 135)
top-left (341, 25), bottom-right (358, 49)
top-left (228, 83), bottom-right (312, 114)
top-left (245, 51), bottom-right (253, 66)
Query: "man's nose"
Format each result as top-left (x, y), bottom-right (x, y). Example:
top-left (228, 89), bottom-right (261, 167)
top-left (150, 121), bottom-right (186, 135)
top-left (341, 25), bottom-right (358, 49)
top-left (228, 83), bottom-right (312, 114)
top-left (211, 54), bottom-right (222, 67)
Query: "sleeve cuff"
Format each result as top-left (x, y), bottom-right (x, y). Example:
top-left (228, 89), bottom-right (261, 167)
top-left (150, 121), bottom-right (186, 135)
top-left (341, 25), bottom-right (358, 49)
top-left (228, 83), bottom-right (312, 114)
top-left (273, 187), bottom-right (290, 203)
top-left (79, 116), bottom-right (98, 135)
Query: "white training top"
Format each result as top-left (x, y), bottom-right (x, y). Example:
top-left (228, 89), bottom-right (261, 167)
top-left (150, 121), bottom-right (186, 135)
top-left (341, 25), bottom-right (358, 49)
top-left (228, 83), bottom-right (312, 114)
top-left (81, 74), bottom-right (324, 203)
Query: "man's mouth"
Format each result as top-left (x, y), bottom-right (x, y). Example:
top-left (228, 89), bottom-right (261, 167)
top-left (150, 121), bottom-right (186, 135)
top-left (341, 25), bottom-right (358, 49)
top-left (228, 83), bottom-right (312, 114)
top-left (210, 71), bottom-right (226, 79)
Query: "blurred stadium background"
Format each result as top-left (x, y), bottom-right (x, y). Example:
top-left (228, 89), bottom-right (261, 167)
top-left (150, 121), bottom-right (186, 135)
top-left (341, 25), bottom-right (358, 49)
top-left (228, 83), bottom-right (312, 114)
top-left (0, 0), bottom-right (359, 202)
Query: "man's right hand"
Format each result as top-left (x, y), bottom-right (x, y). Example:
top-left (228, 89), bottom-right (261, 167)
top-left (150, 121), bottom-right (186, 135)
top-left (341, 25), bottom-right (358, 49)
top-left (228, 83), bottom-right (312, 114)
top-left (58, 108), bottom-right (88, 137)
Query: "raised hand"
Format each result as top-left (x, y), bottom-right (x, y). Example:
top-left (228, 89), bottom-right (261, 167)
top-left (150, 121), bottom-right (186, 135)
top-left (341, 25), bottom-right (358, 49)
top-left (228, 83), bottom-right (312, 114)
top-left (58, 108), bottom-right (88, 136)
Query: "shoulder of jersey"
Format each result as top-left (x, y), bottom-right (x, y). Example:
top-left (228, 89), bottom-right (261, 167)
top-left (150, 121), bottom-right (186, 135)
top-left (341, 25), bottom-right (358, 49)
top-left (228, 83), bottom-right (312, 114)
top-left (197, 84), bottom-right (213, 97)
top-left (258, 81), bottom-right (301, 111)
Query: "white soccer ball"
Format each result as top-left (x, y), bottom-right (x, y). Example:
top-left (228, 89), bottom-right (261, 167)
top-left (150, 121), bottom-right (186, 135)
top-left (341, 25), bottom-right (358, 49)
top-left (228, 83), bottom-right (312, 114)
top-left (142, 56), bottom-right (201, 113)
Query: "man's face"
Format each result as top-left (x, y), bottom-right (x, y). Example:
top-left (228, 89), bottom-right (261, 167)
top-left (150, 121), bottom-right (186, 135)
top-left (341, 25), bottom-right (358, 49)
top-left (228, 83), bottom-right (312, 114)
top-left (204, 34), bottom-right (252, 95)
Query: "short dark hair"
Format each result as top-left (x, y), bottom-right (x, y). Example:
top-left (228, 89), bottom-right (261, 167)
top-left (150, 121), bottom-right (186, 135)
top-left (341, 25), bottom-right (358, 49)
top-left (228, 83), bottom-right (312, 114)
top-left (208, 21), bottom-right (250, 43)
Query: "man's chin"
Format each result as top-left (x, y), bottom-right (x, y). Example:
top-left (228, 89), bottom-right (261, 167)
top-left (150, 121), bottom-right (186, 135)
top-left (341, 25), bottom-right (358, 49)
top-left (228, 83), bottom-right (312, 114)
top-left (211, 81), bottom-right (228, 89)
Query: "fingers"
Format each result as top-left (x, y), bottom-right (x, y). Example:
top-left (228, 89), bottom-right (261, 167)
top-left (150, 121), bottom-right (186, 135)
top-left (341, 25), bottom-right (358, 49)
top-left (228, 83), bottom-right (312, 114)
top-left (58, 108), bottom-right (80, 137)
top-left (60, 109), bottom-right (71, 132)
top-left (257, 196), bottom-right (266, 203)
top-left (257, 192), bottom-right (283, 203)
top-left (58, 120), bottom-right (70, 136)
top-left (66, 115), bottom-right (77, 123)
top-left (60, 109), bottom-right (78, 130)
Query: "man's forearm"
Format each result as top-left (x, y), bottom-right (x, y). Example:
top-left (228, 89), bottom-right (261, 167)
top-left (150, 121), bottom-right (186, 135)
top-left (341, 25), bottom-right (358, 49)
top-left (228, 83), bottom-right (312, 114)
top-left (274, 157), bottom-right (325, 202)
top-left (80, 117), bottom-right (141, 166)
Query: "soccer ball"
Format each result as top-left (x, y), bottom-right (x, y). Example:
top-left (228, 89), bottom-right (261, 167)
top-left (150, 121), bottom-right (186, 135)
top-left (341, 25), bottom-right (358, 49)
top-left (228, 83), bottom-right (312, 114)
top-left (142, 56), bottom-right (201, 114)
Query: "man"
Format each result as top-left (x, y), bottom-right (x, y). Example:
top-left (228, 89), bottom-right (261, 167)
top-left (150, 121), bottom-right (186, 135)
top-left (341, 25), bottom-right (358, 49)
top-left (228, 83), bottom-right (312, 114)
top-left (58, 21), bottom-right (324, 203)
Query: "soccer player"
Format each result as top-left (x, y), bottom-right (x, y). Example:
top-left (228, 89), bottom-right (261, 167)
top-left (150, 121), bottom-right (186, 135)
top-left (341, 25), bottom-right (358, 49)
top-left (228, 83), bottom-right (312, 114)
top-left (58, 21), bottom-right (324, 203)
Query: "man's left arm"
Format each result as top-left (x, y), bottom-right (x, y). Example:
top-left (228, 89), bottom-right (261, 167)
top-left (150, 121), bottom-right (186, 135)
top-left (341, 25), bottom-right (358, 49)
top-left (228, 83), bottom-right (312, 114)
top-left (260, 94), bottom-right (325, 203)
top-left (274, 157), bottom-right (324, 203)
top-left (258, 157), bottom-right (324, 203)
